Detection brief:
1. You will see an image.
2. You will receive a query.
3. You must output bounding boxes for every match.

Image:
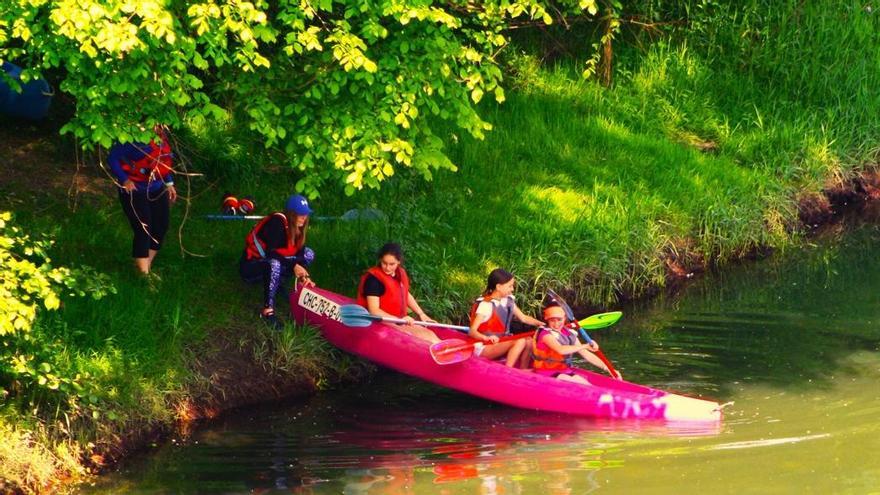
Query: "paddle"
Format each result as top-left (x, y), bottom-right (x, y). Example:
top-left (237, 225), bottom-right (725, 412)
top-left (338, 304), bottom-right (470, 332)
top-left (576, 311), bottom-right (623, 331)
top-left (546, 289), bottom-right (622, 379)
top-left (204, 208), bottom-right (385, 222)
top-left (203, 214), bottom-right (263, 221)
top-left (425, 300), bottom-right (624, 366)
top-left (428, 311), bottom-right (624, 367)
top-left (430, 332), bottom-right (535, 365)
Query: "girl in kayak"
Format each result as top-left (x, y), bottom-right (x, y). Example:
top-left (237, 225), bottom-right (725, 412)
top-left (468, 268), bottom-right (545, 367)
top-left (532, 303), bottom-right (614, 382)
top-left (356, 243), bottom-right (441, 343)
top-left (240, 194), bottom-right (316, 330)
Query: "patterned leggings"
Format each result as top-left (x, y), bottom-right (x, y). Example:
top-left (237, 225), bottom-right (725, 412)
top-left (239, 257), bottom-right (292, 310)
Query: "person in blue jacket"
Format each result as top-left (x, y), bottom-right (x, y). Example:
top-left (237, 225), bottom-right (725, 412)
top-left (108, 125), bottom-right (178, 276)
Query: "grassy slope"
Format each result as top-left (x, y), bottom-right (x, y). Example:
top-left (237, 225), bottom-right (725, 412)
top-left (382, 43), bottom-right (876, 318)
top-left (0, 126), bottom-right (364, 493)
top-left (380, 1), bottom-right (880, 316)
top-left (3, 2), bottom-right (880, 492)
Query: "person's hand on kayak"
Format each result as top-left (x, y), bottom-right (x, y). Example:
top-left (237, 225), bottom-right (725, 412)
top-left (483, 335), bottom-right (500, 344)
top-left (294, 264), bottom-right (315, 287)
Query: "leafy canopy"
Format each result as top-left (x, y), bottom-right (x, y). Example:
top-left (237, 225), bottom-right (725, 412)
top-left (1, 0), bottom-right (598, 196)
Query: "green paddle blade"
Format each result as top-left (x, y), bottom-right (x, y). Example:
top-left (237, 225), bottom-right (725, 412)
top-left (577, 311), bottom-right (623, 330)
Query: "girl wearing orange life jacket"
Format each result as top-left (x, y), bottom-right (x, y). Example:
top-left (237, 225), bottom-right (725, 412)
top-left (108, 124), bottom-right (178, 276)
top-left (239, 194), bottom-right (316, 330)
top-left (532, 304), bottom-right (612, 383)
top-left (356, 243), bottom-right (440, 343)
top-left (468, 268), bottom-right (544, 367)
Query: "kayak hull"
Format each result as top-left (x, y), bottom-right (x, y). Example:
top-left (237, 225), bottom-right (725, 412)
top-left (1, 62), bottom-right (53, 121)
top-left (291, 286), bottom-right (722, 423)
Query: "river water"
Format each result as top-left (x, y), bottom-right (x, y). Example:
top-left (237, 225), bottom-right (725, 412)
top-left (80, 224), bottom-right (880, 494)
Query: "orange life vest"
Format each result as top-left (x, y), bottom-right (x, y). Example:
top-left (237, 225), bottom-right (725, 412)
top-left (120, 129), bottom-right (173, 183)
top-left (244, 212), bottom-right (301, 260)
top-left (468, 296), bottom-right (514, 336)
top-left (356, 266), bottom-right (411, 318)
top-left (532, 327), bottom-right (577, 370)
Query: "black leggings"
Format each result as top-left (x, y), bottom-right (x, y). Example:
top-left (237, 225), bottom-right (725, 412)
top-left (239, 256), bottom-right (293, 310)
top-left (118, 188), bottom-right (170, 258)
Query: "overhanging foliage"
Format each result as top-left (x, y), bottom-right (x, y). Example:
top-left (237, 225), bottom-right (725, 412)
top-left (1, 0), bottom-right (600, 196)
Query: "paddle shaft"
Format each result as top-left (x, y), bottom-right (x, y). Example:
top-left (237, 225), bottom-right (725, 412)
top-left (594, 349), bottom-right (620, 379)
top-left (378, 315), bottom-right (470, 332)
top-left (204, 208), bottom-right (380, 222)
top-left (338, 304), bottom-right (471, 332)
top-left (572, 323), bottom-right (595, 344)
top-left (435, 331), bottom-right (534, 357)
top-left (576, 326), bottom-right (620, 379)
top-left (204, 214), bottom-right (352, 221)
top-left (204, 214), bottom-right (263, 221)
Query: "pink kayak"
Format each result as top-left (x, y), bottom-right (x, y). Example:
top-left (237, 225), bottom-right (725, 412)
top-left (291, 286), bottom-right (723, 423)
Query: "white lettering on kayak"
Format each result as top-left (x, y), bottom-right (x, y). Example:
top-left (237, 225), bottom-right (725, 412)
top-left (298, 288), bottom-right (342, 322)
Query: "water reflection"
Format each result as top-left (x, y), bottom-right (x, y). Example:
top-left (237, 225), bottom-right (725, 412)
top-left (318, 396), bottom-right (719, 494)
top-left (80, 226), bottom-right (880, 494)
top-left (82, 376), bottom-right (722, 494)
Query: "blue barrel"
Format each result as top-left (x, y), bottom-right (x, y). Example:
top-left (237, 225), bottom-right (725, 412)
top-left (0, 61), bottom-right (53, 120)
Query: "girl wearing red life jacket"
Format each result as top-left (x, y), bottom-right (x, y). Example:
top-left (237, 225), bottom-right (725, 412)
top-left (356, 243), bottom-right (440, 343)
top-left (239, 194), bottom-right (316, 330)
top-left (468, 268), bottom-right (544, 367)
top-left (108, 124), bottom-right (178, 276)
top-left (532, 304), bottom-right (612, 383)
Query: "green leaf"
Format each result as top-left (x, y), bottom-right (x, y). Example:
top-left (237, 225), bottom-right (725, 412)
top-left (471, 87), bottom-right (484, 103)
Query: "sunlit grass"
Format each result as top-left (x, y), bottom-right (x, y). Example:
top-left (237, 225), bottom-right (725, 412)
top-left (358, 32), bottom-right (876, 316)
top-left (0, 415), bottom-right (85, 494)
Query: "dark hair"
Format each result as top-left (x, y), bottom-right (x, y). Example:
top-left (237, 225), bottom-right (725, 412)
top-left (484, 268), bottom-right (514, 295)
top-left (377, 242), bottom-right (403, 262)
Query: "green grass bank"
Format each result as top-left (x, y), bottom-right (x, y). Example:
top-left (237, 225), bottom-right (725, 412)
top-left (3, 1), bottom-right (880, 492)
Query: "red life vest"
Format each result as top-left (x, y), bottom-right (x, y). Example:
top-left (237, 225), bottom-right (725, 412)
top-left (356, 266), bottom-right (410, 318)
top-left (532, 327), bottom-right (577, 370)
top-left (468, 296), bottom-right (513, 336)
top-left (120, 129), bottom-right (173, 183)
top-left (244, 213), bottom-right (301, 260)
